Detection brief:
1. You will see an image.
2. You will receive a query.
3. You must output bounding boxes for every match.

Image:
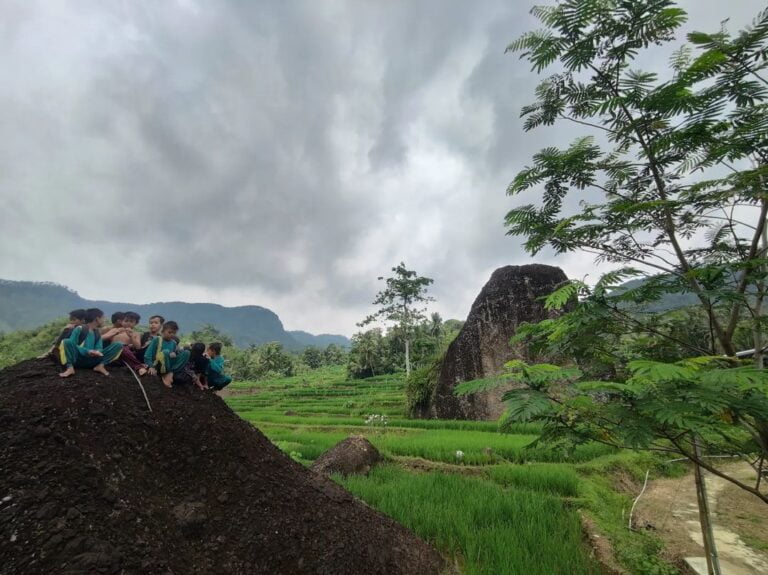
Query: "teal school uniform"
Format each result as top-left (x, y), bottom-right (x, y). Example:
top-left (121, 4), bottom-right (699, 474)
top-left (144, 336), bottom-right (190, 374)
top-left (59, 325), bottom-right (123, 368)
top-left (206, 355), bottom-right (232, 389)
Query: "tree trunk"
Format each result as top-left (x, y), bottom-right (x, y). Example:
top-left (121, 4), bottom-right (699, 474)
top-left (693, 436), bottom-right (722, 575)
top-left (405, 338), bottom-right (411, 377)
top-left (754, 220), bottom-right (768, 369)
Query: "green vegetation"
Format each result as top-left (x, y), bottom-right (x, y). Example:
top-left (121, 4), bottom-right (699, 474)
top-left (340, 465), bottom-right (597, 575)
top-left (485, 0), bottom-right (768, 513)
top-left (0, 318), bottom-right (66, 369)
top-left (228, 366), bottom-right (680, 574)
top-left (359, 262), bottom-right (435, 377)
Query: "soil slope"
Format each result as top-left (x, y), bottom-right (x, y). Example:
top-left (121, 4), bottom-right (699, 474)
top-left (0, 360), bottom-right (444, 575)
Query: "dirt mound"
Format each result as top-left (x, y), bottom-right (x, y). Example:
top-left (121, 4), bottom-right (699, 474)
top-left (311, 436), bottom-right (381, 478)
top-left (0, 360), bottom-right (444, 575)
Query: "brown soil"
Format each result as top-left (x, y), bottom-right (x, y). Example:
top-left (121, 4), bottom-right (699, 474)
top-left (0, 359), bottom-right (444, 575)
top-left (633, 463), bottom-right (768, 574)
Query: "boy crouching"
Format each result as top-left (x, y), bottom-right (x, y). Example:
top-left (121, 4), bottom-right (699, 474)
top-left (143, 321), bottom-right (190, 388)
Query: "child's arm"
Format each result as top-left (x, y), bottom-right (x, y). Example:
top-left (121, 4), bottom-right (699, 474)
top-left (129, 330), bottom-right (142, 349)
top-left (66, 326), bottom-right (82, 344)
top-left (208, 356), bottom-right (225, 374)
top-left (101, 327), bottom-right (124, 340)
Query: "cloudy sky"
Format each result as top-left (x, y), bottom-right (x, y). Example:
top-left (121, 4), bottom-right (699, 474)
top-left (0, 0), bottom-right (759, 336)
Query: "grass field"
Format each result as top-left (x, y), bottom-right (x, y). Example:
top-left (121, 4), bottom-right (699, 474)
top-left (226, 366), bottom-right (676, 575)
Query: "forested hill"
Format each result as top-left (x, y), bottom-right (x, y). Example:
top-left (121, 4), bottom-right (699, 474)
top-left (0, 280), bottom-right (349, 350)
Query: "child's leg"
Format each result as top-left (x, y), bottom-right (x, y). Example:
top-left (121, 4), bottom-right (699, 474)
top-left (58, 340), bottom-right (80, 377)
top-left (160, 350), bottom-right (174, 387)
top-left (91, 342), bottom-right (123, 376)
top-left (170, 349), bottom-right (191, 373)
top-left (212, 374), bottom-right (232, 391)
top-left (115, 345), bottom-right (143, 371)
top-left (101, 342), bottom-right (123, 365)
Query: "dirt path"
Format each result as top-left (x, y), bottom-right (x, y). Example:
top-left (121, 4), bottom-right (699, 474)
top-left (634, 463), bottom-right (768, 574)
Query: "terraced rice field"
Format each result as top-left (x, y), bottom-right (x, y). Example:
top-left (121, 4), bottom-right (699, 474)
top-left (225, 366), bottom-right (634, 574)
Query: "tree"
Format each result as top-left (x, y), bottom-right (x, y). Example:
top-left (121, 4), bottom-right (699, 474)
top-left (301, 346), bottom-right (325, 370)
top-left (347, 329), bottom-right (389, 379)
top-left (360, 263), bottom-right (435, 376)
top-left (471, 2), bottom-right (768, 567)
top-left (323, 343), bottom-right (346, 366)
top-left (187, 324), bottom-right (234, 347)
top-left (259, 342), bottom-right (294, 377)
top-left (505, 1), bottom-right (768, 359)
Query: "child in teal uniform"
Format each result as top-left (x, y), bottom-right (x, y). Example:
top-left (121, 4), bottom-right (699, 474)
top-left (38, 309), bottom-right (86, 359)
top-left (205, 342), bottom-right (232, 390)
top-left (144, 321), bottom-right (191, 388)
top-left (59, 308), bottom-right (124, 378)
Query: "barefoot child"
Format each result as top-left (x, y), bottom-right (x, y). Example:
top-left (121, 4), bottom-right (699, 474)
top-left (38, 309), bottom-right (86, 359)
top-left (59, 308), bottom-right (124, 378)
top-left (189, 342), bottom-right (210, 390)
top-left (206, 342), bottom-right (232, 391)
top-left (137, 315), bottom-right (164, 362)
top-left (144, 321), bottom-right (190, 388)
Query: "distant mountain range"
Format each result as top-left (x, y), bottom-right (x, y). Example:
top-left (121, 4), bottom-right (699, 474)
top-left (0, 280), bottom-right (349, 350)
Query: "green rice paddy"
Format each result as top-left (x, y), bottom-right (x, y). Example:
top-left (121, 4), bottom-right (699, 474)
top-left (226, 366), bottom-right (669, 574)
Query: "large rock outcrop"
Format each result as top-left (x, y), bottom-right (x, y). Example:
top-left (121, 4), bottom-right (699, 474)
top-left (0, 359), bottom-right (444, 575)
top-left (428, 264), bottom-right (568, 420)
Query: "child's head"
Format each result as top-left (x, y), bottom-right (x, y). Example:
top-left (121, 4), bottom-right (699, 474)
top-left (190, 342), bottom-right (208, 373)
top-left (68, 309), bottom-right (86, 325)
top-left (190, 342), bottom-right (206, 357)
top-left (84, 308), bottom-right (105, 326)
top-left (207, 342), bottom-right (223, 357)
top-left (111, 311), bottom-right (126, 327)
top-left (161, 320), bottom-right (179, 341)
top-left (148, 315), bottom-right (165, 333)
top-left (123, 311), bottom-right (140, 329)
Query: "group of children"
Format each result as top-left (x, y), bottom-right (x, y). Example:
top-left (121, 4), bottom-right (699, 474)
top-left (46, 308), bottom-right (232, 391)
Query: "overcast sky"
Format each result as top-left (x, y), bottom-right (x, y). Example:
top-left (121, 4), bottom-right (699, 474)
top-left (0, 1), bottom-right (760, 336)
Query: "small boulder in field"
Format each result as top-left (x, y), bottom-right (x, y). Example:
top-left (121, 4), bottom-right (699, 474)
top-left (311, 436), bottom-right (381, 477)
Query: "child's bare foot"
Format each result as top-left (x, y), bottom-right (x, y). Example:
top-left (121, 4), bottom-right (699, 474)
top-left (59, 366), bottom-right (75, 378)
top-left (138, 367), bottom-right (148, 376)
top-left (162, 373), bottom-right (173, 388)
top-left (93, 364), bottom-right (110, 377)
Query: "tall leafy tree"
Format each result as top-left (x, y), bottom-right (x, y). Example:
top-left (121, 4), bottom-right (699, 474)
top-left (461, 4), bottom-right (768, 565)
top-left (360, 263), bottom-right (435, 376)
top-left (505, 0), bottom-right (768, 358)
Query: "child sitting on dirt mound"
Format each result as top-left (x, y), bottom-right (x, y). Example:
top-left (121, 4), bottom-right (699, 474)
top-left (102, 311), bottom-right (149, 375)
top-left (144, 321), bottom-right (191, 388)
top-left (189, 342), bottom-right (210, 390)
top-left (59, 308), bottom-right (124, 378)
top-left (205, 342), bottom-right (232, 391)
top-left (37, 308), bottom-right (86, 359)
top-left (137, 314), bottom-right (164, 362)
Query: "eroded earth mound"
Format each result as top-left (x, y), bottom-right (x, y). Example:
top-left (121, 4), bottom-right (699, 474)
top-left (310, 436), bottom-right (382, 478)
top-left (0, 360), bottom-right (444, 574)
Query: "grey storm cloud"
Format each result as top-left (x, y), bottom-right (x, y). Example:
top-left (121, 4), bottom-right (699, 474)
top-left (0, 0), bottom-right (761, 334)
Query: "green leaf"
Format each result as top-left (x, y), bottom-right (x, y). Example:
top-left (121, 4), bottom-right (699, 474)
top-left (627, 360), bottom-right (697, 383)
top-left (501, 388), bottom-right (555, 422)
